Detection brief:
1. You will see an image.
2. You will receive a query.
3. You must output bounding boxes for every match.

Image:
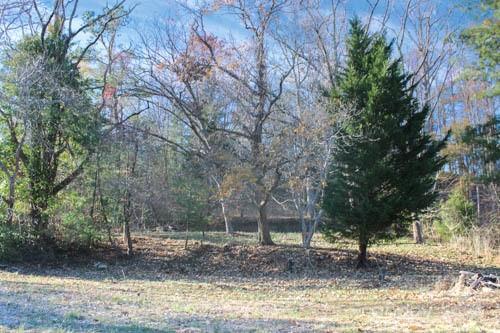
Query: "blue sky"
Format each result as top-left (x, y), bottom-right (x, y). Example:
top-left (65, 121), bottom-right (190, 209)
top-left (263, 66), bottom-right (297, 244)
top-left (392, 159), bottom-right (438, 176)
top-left (43, 0), bottom-right (473, 42)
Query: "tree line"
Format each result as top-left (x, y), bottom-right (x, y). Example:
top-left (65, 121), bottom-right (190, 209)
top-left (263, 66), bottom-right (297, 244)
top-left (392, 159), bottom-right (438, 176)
top-left (0, 0), bottom-right (497, 266)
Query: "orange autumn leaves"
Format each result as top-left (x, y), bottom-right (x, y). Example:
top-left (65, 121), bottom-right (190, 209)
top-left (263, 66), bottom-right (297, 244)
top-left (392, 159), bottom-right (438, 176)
top-left (156, 32), bottom-right (231, 83)
top-left (102, 51), bottom-right (131, 104)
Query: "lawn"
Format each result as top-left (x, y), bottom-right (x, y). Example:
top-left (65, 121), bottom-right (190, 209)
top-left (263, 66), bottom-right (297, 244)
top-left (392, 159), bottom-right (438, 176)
top-left (0, 232), bottom-right (499, 332)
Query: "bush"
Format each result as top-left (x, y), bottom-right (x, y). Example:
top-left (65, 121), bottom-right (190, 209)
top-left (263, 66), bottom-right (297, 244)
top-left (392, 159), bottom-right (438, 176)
top-left (49, 191), bottom-right (104, 249)
top-left (0, 224), bottom-right (30, 261)
top-left (434, 184), bottom-right (476, 241)
top-left (432, 219), bottom-right (453, 241)
top-left (59, 213), bottom-right (103, 249)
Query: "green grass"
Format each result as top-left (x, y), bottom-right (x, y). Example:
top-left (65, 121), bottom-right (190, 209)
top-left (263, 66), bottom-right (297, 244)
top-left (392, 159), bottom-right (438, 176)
top-left (63, 311), bottom-right (84, 321)
top-left (0, 232), bottom-right (498, 333)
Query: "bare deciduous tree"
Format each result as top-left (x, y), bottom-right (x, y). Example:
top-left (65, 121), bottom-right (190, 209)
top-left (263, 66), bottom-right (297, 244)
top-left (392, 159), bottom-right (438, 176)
top-left (191, 0), bottom-right (297, 245)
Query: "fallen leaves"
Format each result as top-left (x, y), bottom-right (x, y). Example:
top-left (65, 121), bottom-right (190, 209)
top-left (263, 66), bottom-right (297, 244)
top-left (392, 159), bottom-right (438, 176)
top-left (0, 233), bottom-right (498, 332)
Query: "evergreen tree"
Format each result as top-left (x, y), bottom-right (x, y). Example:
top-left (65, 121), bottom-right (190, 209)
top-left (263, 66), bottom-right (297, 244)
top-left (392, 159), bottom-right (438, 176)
top-left (1, 28), bottom-right (99, 237)
top-left (322, 18), bottom-right (448, 267)
top-left (457, 115), bottom-right (499, 184)
top-left (461, 0), bottom-right (499, 97)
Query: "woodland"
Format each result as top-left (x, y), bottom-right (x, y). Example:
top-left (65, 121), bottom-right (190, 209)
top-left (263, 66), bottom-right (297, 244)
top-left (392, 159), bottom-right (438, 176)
top-left (0, 0), bottom-right (498, 332)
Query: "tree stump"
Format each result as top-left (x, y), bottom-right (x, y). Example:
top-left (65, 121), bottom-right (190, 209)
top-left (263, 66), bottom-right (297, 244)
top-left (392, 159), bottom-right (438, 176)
top-left (413, 221), bottom-right (424, 244)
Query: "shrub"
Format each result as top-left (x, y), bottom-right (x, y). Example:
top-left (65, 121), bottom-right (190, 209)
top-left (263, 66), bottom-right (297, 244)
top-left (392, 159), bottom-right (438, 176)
top-left (50, 191), bottom-right (104, 249)
top-left (434, 184), bottom-right (476, 241)
top-left (0, 224), bottom-right (30, 261)
top-left (432, 219), bottom-right (453, 241)
top-left (59, 213), bottom-right (103, 249)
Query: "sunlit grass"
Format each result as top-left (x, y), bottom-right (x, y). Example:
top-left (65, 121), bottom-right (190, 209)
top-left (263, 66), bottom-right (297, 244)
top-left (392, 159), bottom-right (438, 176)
top-left (0, 232), bottom-right (499, 332)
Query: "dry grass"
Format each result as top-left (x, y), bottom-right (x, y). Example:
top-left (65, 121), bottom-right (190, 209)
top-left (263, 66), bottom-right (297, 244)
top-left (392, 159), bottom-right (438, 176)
top-left (0, 232), bottom-right (499, 333)
top-left (449, 226), bottom-right (500, 262)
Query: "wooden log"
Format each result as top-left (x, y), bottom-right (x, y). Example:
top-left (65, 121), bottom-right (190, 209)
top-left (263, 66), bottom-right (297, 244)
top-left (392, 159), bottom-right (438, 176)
top-left (481, 281), bottom-right (500, 289)
top-left (456, 271), bottom-right (499, 290)
top-left (470, 277), bottom-right (482, 290)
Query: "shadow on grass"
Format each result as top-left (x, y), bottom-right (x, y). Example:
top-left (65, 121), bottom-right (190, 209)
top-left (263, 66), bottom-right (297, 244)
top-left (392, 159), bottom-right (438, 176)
top-left (0, 296), bottom-right (356, 333)
top-left (2, 275), bottom-right (497, 333)
top-left (0, 298), bottom-right (165, 332)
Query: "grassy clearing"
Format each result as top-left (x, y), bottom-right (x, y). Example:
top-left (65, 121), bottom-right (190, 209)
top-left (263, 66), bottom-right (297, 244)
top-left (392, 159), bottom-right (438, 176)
top-left (0, 232), bottom-right (499, 332)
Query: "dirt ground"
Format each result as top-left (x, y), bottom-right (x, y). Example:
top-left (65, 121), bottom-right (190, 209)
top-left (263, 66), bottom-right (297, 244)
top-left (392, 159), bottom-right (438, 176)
top-left (0, 232), bottom-right (499, 332)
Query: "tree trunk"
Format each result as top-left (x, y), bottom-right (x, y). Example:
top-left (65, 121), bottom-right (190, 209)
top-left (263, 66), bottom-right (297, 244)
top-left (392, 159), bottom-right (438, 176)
top-left (30, 201), bottom-right (48, 236)
top-left (257, 203), bottom-right (274, 245)
top-left (107, 226), bottom-right (114, 245)
top-left (300, 216), bottom-right (312, 249)
top-left (5, 173), bottom-right (18, 225)
top-left (122, 182), bottom-right (134, 256)
top-left (184, 216), bottom-right (189, 249)
top-left (301, 206), bottom-right (323, 249)
top-left (5, 198), bottom-right (14, 225)
top-left (413, 221), bottom-right (424, 244)
top-left (212, 177), bottom-right (233, 235)
top-left (303, 228), bottom-right (312, 249)
top-left (123, 219), bottom-right (133, 256)
top-left (1, 135), bottom-right (24, 225)
top-left (121, 141), bottom-right (138, 256)
top-left (300, 215), bottom-right (307, 248)
top-left (303, 217), bottom-right (321, 249)
top-left (356, 239), bottom-right (368, 268)
top-left (219, 196), bottom-right (233, 234)
top-left (476, 184), bottom-right (481, 224)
